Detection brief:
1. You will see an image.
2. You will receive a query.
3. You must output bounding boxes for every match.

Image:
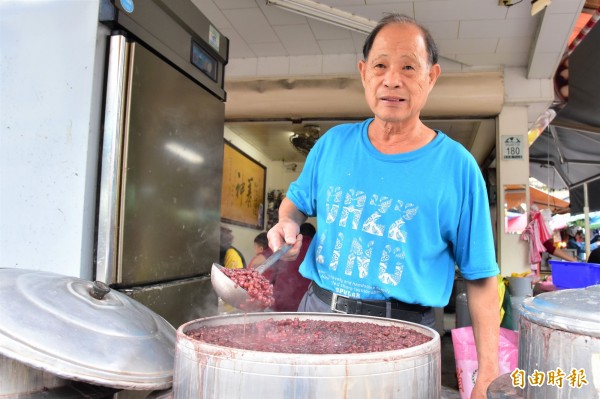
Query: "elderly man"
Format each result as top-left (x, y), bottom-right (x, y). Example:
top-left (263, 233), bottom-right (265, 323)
top-left (268, 14), bottom-right (500, 398)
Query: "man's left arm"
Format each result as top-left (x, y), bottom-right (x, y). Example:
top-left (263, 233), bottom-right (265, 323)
top-left (465, 275), bottom-right (500, 399)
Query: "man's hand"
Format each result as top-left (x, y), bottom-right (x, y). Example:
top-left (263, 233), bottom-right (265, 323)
top-left (471, 374), bottom-right (496, 399)
top-left (266, 197), bottom-right (307, 260)
top-left (267, 220), bottom-right (302, 261)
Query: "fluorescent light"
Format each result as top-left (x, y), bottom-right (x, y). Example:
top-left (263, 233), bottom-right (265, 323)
top-left (165, 142), bottom-right (204, 164)
top-left (266, 0), bottom-right (377, 34)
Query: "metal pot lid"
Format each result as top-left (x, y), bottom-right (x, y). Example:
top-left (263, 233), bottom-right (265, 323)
top-left (0, 268), bottom-right (176, 390)
top-left (520, 284), bottom-right (600, 337)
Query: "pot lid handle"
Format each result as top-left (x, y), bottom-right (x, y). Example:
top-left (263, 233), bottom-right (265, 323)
top-left (89, 281), bottom-right (111, 300)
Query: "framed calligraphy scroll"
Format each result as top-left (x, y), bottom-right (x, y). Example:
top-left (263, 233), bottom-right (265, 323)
top-left (220, 141), bottom-right (266, 229)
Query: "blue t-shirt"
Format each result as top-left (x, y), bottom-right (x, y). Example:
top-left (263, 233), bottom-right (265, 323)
top-left (286, 119), bottom-right (499, 307)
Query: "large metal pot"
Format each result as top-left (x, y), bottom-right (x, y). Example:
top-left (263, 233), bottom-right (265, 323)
top-left (0, 268), bottom-right (176, 397)
top-left (517, 284), bottom-right (600, 398)
top-left (488, 285), bottom-right (600, 399)
top-left (173, 312), bottom-right (440, 399)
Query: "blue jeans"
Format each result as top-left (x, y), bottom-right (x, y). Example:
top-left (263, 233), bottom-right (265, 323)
top-left (297, 283), bottom-right (436, 329)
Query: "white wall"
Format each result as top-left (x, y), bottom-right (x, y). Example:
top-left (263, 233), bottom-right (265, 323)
top-left (0, 1), bottom-right (104, 279)
top-left (496, 106), bottom-right (531, 276)
top-left (223, 126), bottom-right (303, 262)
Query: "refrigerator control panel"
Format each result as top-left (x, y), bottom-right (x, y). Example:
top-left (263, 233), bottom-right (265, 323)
top-left (191, 40), bottom-right (218, 83)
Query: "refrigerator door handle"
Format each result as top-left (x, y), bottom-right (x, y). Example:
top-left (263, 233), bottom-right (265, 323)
top-left (96, 35), bottom-right (129, 284)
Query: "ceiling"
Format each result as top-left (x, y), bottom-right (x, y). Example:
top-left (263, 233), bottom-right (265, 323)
top-left (192, 0), bottom-right (593, 164)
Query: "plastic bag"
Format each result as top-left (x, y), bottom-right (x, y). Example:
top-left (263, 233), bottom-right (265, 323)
top-left (451, 326), bottom-right (518, 399)
top-left (497, 275), bottom-right (506, 324)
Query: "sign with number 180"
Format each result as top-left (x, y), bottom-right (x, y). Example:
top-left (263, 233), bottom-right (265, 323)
top-left (502, 135), bottom-right (524, 160)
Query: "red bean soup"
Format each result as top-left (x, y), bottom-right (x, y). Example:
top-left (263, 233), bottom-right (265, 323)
top-left (186, 317), bottom-right (431, 354)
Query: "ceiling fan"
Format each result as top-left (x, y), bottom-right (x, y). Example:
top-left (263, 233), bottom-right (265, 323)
top-left (290, 124), bottom-right (321, 156)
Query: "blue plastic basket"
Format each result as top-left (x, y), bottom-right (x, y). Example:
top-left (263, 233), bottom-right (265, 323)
top-left (549, 260), bottom-right (600, 289)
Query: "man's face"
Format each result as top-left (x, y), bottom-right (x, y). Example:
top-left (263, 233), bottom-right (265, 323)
top-left (358, 23), bottom-right (440, 125)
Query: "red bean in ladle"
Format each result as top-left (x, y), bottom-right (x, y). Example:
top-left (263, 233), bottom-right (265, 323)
top-left (221, 268), bottom-right (275, 309)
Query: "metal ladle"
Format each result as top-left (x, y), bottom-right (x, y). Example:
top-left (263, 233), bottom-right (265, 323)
top-left (211, 244), bottom-right (292, 311)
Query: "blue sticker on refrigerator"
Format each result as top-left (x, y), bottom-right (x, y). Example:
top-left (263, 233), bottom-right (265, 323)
top-left (120, 0), bottom-right (134, 13)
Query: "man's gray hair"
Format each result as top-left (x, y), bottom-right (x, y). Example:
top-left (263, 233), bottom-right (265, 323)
top-left (362, 13), bottom-right (439, 66)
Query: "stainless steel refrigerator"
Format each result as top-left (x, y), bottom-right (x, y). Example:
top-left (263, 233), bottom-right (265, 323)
top-left (95, 0), bottom-right (228, 328)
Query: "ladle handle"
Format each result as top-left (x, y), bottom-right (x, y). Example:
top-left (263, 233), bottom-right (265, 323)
top-left (256, 244), bottom-right (292, 274)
